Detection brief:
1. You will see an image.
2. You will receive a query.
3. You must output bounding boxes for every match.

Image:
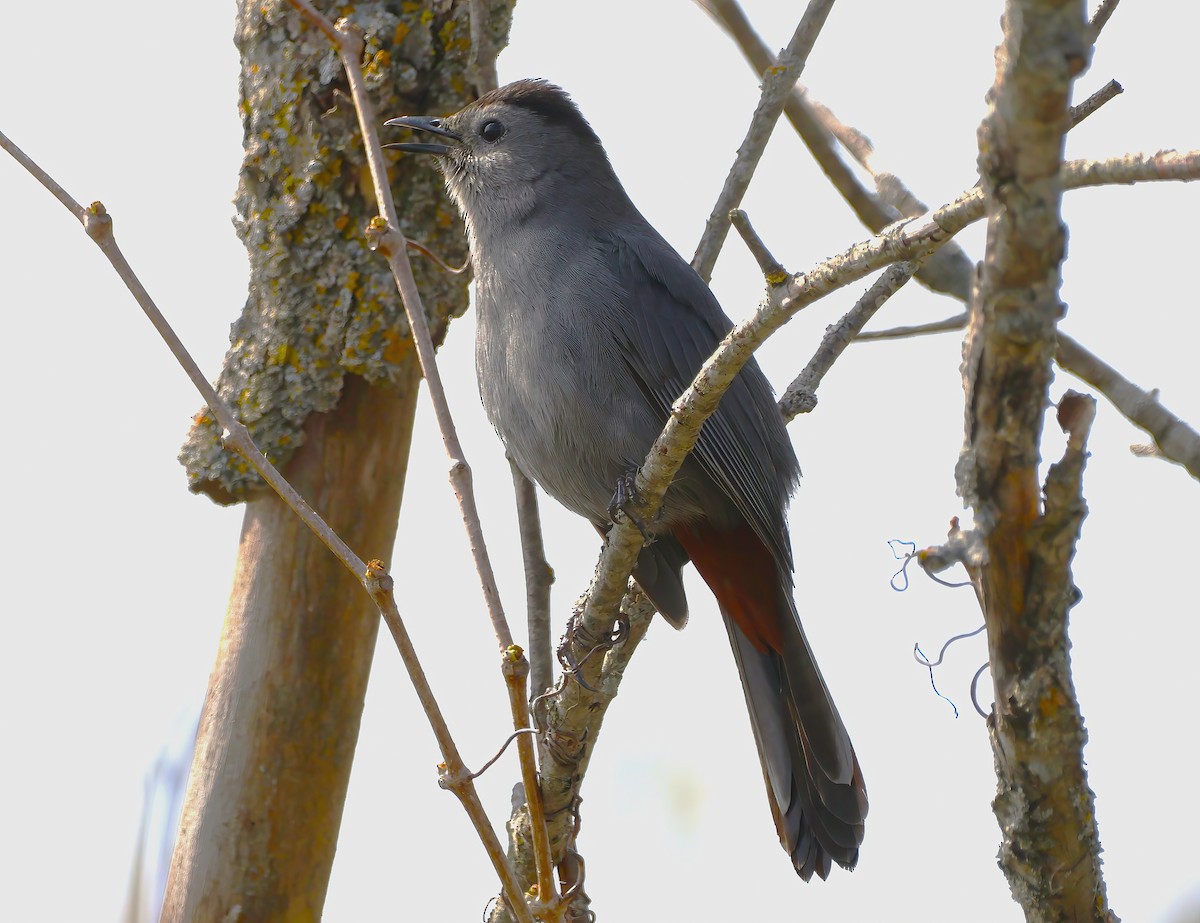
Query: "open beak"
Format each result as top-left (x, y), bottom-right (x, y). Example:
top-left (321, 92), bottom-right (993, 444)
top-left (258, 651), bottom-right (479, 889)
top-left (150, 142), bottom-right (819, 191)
top-left (384, 116), bottom-right (461, 155)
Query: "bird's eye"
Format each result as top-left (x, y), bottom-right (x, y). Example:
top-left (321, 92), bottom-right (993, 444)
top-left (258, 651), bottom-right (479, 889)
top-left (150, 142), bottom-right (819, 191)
top-left (479, 120), bottom-right (505, 142)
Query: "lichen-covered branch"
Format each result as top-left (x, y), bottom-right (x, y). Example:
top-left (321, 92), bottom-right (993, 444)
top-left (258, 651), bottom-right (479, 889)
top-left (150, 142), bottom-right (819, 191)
top-left (962, 2), bottom-right (1116, 918)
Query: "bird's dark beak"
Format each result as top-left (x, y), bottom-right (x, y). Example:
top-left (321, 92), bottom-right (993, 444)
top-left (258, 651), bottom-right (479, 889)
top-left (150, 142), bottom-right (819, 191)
top-left (384, 116), bottom-right (461, 156)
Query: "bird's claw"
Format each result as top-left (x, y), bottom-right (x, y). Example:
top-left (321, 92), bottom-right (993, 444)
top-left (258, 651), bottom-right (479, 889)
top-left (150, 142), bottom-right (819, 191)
top-left (607, 469), bottom-right (652, 539)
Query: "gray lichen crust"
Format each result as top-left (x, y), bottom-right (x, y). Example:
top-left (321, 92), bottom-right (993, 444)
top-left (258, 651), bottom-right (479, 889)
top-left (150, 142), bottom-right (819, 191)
top-left (180, 0), bottom-right (511, 503)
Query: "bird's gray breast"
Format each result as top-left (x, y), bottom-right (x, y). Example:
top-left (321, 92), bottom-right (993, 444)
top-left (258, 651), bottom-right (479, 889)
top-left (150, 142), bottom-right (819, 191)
top-left (472, 235), bottom-right (661, 526)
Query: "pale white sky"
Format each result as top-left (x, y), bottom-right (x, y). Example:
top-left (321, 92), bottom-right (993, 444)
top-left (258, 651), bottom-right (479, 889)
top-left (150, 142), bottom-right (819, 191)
top-left (2, 1), bottom-right (1197, 921)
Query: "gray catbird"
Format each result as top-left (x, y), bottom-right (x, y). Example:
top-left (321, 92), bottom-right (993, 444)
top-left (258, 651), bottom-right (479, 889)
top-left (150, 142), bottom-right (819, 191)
top-left (387, 79), bottom-right (866, 881)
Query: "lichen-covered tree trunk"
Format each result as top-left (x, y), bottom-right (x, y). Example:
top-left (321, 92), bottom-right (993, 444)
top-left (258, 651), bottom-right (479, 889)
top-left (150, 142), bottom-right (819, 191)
top-left (962, 1), bottom-right (1114, 920)
top-left (163, 1), bottom-right (512, 918)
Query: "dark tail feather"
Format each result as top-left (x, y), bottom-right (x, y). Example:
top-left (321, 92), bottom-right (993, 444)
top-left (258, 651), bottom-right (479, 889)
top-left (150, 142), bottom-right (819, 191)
top-left (720, 597), bottom-right (867, 880)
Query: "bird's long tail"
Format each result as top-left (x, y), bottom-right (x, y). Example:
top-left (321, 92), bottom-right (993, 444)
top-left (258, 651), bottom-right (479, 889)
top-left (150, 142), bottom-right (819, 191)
top-left (677, 523), bottom-right (867, 880)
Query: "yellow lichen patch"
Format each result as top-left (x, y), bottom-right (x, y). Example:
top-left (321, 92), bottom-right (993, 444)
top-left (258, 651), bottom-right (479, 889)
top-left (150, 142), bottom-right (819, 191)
top-left (382, 328), bottom-right (412, 365)
top-left (364, 48), bottom-right (391, 79)
top-left (269, 343), bottom-right (301, 368)
top-left (393, 22), bottom-right (409, 44)
top-left (334, 215), bottom-right (350, 232)
top-left (1038, 685), bottom-right (1068, 717)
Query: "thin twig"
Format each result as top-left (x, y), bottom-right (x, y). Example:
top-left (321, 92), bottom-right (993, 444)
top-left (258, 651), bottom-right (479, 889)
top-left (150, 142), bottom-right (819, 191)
top-left (1069, 78), bottom-right (1123, 127)
top-left (0, 129), bottom-right (367, 579)
top-left (290, 0), bottom-right (515, 653)
top-left (286, 2), bottom-right (540, 916)
top-left (729, 208), bottom-right (787, 282)
top-left (0, 120), bottom-right (534, 923)
top-left (1057, 332), bottom-right (1200, 480)
top-left (509, 457), bottom-right (554, 699)
top-left (501, 649), bottom-right (560, 918)
top-left (779, 258), bottom-right (925, 420)
top-left (695, 0), bottom-right (975, 301)
top-left (849, 309), bottom-right (1200, 480)
top-left (691, 0), bottom-right (836, 282)
top-left (363, 565), bottom-right (532, 923)
top-left (855, 311), bottom-right (969, 341)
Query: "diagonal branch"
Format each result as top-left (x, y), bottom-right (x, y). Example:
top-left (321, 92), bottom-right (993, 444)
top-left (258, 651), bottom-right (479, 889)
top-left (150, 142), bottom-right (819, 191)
top-left (579, 146), bottom-right (1200, 640)
top-left (779, 258), bottom-right (925, 420)
top-left (0, 123), bottom-right (533, 923)
top-left (1057, 332), bottom-right (1200, 480)
top-left (464, 138), bottom-right (1199, 923)
top-left (691, 0), bottom-right (836, 282)
top-left (288, 0), bottom-right (515, 654)
top-left (1069, 78), bottom-right (1123, 127)
top-left (696, 0), bottom-right (976, 301)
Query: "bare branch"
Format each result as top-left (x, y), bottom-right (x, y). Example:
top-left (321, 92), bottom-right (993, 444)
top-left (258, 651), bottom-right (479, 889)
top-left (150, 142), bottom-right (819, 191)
top-left (580, 176), bottom-right (991, 636)
top-left (500, 649), bottom-right (560, 918)
top-left (696, 0), bottom-right (976, 302)
top-left (0, 130), bottom-right (369, 581)
top-left (0, 130), bottom-right (86, 219)
top-left (1067, 147), bottom-right (1200, 185)
top-left (490, 591), bottom-right (658, 923)
top-left (855, 311), bottom-right (969, 342)
top-left (691, 0), bottom-right (836, 282)
top-left (729, 208), bottom-right (787, 282)
top-left (1069, 78), bottom-right (1123, 127)
top-left (590, 146), bottom-right (1200, 627)
top-left (779, 259), bottom-right (924, 420)
top-left (510, 459), bottom-right (555, 698)
top-left (362, 567), bottom-right (534, 923)
top-left (853, 310), bottom-right (1200, 481)
top-left (1057, 332), bottom-right (1200, 480)
top-left (1, 120), bottom-right (534, 923)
